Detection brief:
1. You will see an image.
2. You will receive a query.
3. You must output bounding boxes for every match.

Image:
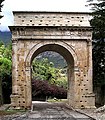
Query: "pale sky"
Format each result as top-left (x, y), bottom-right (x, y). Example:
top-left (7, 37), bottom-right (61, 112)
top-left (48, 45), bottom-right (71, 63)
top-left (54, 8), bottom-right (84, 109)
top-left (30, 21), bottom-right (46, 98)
top-left (0, 0), bottom-right (90, 31)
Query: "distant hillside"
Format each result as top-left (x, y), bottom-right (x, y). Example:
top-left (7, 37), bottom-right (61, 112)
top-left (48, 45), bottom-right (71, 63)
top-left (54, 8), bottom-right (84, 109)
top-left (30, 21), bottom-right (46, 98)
top-left (0, 31), bottom-right (12, 44)
top-left (36, 51), bottom-right (67, 68)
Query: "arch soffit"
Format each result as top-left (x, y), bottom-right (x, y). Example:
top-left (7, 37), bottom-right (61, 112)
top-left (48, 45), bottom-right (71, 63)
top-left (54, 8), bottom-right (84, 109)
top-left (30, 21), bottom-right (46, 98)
top-left (25, 40), bottom-right (78, 67)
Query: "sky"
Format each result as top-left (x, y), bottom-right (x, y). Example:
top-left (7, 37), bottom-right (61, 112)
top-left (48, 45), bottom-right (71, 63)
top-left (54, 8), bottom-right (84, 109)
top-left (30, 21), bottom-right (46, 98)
top-left (0, 0), bottom-right (90, 31)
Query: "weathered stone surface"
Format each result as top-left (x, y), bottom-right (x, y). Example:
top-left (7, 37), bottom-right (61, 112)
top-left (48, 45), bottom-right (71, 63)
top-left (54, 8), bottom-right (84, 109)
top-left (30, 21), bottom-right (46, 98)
top-left (9, 11), bottom-right (95, 109)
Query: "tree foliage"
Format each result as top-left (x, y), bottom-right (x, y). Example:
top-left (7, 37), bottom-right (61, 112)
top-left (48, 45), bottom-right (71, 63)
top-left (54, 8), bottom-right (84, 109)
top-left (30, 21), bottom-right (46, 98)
top-left (0, 41), bottom-right (12, 77)
top-left (88, 0), bottom-right (105, 86)
top-left (0, 0), bottom-right (4, 19)
top-left (0, 41), bottom-right (12, 104)
top-left (32, 58), bottom-right (67, 89)
top-left (0, 41), bottom-right (12, 60)
top-left (32, 58), bottom-right (56, 81)
top-left (0, 0), bottom-right (4, 10)
top-left (32, 80), bottom-right (67, 101)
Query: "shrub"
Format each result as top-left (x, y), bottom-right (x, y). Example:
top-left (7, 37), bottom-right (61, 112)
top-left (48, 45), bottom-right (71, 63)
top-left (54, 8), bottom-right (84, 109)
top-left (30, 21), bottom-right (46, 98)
top-left (32, 79), bottom-right (67, 101)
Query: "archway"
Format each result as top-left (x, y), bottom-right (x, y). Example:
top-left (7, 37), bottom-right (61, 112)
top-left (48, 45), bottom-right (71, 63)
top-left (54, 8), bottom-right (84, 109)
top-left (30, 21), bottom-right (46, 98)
top-left (10, 11), bottom-right (95, 109)
top-left (25, 41), bottom-right (76, 108)
top-left (31, 51), bottom-right (68, 101)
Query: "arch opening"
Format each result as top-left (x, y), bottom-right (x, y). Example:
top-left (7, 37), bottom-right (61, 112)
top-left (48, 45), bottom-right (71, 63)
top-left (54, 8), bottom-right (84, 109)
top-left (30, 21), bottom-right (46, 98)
top-left (31, 51), bottom-right (68, 102)
top-left (26, 43), bottom-right (75, 106)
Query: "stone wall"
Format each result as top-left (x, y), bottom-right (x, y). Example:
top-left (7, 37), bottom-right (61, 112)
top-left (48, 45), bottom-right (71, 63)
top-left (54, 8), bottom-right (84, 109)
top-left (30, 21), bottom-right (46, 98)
top-left (13, 11), bottom-right (91, 27)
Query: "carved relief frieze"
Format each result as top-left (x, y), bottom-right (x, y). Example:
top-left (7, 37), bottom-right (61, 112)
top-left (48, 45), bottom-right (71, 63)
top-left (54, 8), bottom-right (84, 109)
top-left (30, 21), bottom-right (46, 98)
top-left (13, 27), bottom-right (92, 40)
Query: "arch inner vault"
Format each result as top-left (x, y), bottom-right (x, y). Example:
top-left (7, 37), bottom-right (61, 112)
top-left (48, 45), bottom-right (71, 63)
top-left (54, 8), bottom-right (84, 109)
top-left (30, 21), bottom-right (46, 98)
top-left (10, 11), bottom-right (95, 109)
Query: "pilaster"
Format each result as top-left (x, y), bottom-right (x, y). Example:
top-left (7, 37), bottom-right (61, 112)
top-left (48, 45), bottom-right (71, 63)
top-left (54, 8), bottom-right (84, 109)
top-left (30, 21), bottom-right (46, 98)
top-left (10, 38), bottom-right (20, 109)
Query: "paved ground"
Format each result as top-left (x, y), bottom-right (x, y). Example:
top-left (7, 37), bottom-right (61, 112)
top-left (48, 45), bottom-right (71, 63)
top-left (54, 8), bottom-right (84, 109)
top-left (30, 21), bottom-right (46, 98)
top-left (0, 102), bottom-right (94, 120)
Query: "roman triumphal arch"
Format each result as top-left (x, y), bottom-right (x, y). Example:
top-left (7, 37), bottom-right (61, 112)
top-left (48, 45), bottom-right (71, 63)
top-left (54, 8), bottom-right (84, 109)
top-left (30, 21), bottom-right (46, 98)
top-left (9, 11), bottom-right (95, 109)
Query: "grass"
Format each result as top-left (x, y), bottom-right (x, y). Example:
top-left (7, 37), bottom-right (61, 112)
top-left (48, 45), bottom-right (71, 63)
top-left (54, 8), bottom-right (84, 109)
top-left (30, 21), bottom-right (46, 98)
top-left (0, 106), bottom-right (27, 116)
top-left (0, 110), bottom-right (17, 116)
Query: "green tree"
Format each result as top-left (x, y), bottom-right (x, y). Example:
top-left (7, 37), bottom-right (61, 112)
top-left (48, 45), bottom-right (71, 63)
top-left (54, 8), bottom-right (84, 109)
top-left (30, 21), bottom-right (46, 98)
top-left (0, 41), bottom-right (12, 105)
top-left (32, 58), bottom-right (67, 89)
top-left (0, 41), bottom-right (12, 60)
top-left (88, 0), bottom-right (105, 86)
top-left (32, 58), bottom-right (58, 81)
top-left (0, 0), bottom-right (4, 19)
top-left (87, 0), bottom-right (105, 106)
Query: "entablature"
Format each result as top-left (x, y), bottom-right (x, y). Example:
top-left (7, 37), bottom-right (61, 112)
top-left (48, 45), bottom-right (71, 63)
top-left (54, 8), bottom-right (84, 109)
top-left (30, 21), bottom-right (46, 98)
top-left (9, 26), bottom-right (92, 41)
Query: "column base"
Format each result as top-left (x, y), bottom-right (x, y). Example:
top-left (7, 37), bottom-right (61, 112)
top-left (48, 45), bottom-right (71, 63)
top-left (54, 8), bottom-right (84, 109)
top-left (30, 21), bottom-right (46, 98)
top-left (10, 94), bottom-right (31, 110)
top-left (67, 93), bottom-right (96, 109)
top-left (10, 94), bottom-right (20, 109)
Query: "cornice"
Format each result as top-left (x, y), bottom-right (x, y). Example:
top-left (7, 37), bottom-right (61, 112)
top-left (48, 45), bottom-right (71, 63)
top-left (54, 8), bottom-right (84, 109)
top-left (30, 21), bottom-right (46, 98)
top-left (9, 26), bottom-right (93, 32)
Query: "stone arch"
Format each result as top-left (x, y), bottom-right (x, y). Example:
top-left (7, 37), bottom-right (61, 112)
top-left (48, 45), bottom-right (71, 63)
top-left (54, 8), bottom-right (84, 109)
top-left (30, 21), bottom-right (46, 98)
top-left (25, 40), bottom-right (78, 108)
top-left (25, 40), bottom-right (78, 67)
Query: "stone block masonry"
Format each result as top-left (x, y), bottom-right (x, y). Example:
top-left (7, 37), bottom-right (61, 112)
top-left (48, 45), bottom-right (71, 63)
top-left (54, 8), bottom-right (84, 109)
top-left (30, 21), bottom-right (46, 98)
top-left (9, 11), bottom-right (95, 109)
